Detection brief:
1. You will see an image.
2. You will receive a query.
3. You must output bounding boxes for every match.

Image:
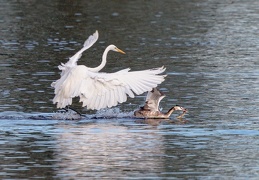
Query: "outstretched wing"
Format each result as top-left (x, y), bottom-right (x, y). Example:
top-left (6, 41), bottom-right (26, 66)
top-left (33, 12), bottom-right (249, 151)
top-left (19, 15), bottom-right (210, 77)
top-left (58, 30), bottom-right (99, 72)
top-left (143, 88), bottom-right (165, 111)
top-left (52, 66), bottom-right (166, 110)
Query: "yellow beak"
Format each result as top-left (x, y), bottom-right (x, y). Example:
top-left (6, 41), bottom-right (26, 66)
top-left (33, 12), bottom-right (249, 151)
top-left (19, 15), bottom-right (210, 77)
top-left (115, 47), bottom-right (126, 54)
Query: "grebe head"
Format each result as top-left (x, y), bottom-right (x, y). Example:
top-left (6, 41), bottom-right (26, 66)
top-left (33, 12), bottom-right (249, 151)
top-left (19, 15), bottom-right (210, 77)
top-left (174, 105), bottom-right (188, 112)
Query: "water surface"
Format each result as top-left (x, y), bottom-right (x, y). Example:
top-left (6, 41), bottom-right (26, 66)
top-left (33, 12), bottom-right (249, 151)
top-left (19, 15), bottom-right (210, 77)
top-left (1, 0), bottom-right (259, 179)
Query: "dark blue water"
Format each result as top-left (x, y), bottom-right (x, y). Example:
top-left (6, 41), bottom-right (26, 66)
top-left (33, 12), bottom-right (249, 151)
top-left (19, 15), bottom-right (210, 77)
top-left (1, 0), bottom-right (259, 179)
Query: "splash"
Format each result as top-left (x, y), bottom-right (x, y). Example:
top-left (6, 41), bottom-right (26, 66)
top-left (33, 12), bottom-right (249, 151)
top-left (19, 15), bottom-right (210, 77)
top-left (0, 108), bottom-right (135, 120)
top-left (52, 108), bottom-right (82, 120)
top-left (91, 107), bottom-right (134, 119)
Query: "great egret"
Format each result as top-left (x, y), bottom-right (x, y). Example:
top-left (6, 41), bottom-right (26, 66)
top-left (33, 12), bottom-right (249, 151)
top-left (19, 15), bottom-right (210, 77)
top-left (134, 88), bottom-right (187, 119)
top-left (51, 31), bottom-right (166, 110)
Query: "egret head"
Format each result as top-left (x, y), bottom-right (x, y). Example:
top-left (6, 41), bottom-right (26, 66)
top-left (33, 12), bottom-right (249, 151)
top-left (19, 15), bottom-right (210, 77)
top-left (110, 45), bottom-right (126, 54)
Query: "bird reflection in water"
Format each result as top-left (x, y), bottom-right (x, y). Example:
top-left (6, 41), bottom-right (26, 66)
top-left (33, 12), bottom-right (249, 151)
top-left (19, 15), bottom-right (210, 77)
top-left (54, 123), bottom-right (166, 178)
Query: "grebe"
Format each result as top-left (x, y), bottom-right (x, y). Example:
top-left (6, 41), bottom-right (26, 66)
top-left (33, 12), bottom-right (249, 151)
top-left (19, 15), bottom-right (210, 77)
top-left (134, 88), bottom-right (187, 119)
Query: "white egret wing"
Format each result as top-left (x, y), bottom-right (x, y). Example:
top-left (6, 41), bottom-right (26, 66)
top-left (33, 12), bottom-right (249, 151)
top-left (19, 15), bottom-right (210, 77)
top-left (52, 66), bottom-right (166, 110)
top-left (58, 30), bottom-right (99, 71)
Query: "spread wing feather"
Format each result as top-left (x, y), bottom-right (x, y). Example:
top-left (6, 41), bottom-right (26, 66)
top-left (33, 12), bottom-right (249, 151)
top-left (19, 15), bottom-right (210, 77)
top-left (143, 88), bottom-right (166, 111)
top-left (52, 66), bottom-right (166, 110)
top-left (57, 30), bottom-right (99, 74)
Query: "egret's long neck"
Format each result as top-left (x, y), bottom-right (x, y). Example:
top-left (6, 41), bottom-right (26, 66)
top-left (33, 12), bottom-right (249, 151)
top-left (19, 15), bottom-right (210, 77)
top-left (89, 46), bottom-right (111, 72)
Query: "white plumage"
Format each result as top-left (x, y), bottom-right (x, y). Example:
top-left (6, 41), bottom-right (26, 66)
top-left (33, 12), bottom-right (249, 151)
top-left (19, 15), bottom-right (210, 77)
top-left (51, 31), bottom-right (166, 110)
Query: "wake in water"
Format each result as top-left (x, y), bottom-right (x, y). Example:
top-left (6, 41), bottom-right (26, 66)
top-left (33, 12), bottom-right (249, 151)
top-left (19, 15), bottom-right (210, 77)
top-left (52, 107), bottom-right (134, 120)
top-left (91, 107), bottom-right (134, 119)
top-left (52, 107), bottom-right (83, 120)
top-left (0, 104), bottom-right (187, 121)
top-left (0, 107), bottom-right (135, 120)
